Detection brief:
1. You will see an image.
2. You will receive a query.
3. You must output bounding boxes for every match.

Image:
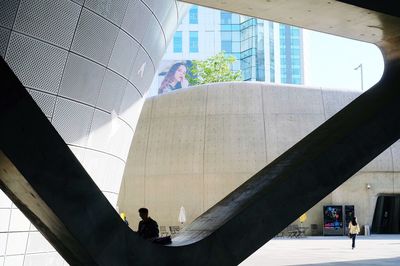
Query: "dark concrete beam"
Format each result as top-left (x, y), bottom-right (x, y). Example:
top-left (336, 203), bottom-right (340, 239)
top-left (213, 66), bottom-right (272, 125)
top-left (181, 0), bottom-right (400, 58)
top-left (2, 1), bottom-right (400, 265)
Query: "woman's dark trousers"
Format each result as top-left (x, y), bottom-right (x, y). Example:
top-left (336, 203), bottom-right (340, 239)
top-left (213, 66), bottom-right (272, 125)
top-left (350, 234), bottom-right (356, 249)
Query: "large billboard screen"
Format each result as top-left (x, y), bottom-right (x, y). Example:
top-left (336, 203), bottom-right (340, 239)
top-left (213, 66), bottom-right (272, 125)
top-left (323, 205), bottom-right (343, 229)
top-left (157, 60), bottom-right (194, 95)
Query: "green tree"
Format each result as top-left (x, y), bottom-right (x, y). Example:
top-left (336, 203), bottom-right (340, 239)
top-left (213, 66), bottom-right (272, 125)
top-left (187, 51), bottom-right (242, 85)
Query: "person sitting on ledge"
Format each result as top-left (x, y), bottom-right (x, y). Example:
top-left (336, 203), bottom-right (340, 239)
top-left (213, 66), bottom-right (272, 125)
top-left (137, 207), bottom-right (159, 240)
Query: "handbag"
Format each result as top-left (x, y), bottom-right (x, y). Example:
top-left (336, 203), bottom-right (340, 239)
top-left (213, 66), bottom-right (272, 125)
top-left (152, 235), bottom-right (172, 245)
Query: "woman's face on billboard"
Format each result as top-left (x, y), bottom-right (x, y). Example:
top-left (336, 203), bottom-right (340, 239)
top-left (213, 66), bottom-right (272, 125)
top-left (174, 65), bottom-right (187, 82)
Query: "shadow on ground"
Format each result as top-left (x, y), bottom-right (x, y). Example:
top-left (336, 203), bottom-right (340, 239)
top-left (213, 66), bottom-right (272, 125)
top-left (298, 256), bottom-right (400, 266)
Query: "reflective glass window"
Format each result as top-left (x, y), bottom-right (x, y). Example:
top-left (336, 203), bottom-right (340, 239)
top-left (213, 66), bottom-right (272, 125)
top-left (189, 31), bottom-right (199, 53)
top-left (173, 31), bottom-right (182, 53)
top-left (189, 6), bottom-right (198, 24)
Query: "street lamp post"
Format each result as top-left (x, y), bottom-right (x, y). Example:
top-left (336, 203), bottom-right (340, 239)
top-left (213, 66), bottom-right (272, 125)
top-left (354, 63), bottom-right (364, 91)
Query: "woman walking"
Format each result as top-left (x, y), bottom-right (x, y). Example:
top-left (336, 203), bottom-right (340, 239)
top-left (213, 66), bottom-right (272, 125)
top-left (348, 216), bottom-right (360, 249)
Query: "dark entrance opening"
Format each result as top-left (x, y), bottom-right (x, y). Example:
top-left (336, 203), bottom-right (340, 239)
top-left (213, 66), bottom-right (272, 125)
top-left (371, 195), bottom-right (400, 234)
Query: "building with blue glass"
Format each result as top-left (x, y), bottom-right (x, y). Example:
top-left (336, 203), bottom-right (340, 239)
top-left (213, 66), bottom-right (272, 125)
top-left (240, 17), bottom-right (304, 84)
top-left (152, 3), bottom-right (304, 97)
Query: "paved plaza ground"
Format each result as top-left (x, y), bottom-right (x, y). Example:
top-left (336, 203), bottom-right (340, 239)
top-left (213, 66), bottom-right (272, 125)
top-left (240, 235), bottom-right (400, 266)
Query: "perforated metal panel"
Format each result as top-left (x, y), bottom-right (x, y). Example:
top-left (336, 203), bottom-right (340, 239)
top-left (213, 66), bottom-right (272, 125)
top-left (5, 32), bottom-right (68, 93)
top-left (90, 109), bottom-right (112, 149)
top-left (118, 82), bottom-right (143, 128)
top-left (8, 209), bottom-right (30, 232)
top-left (141, 18), bottom-right (165, 64)
top-left (52, 98), bottom-right (94, 146)
top-left (0, 26), bottom-right (10, 58)
top-left (160, 2), bottom-right (179, 45)
top-left (141, 0), bottom-right (171, 24)
top-left (142, 0), bottom-right (167, 52)
top-left (122, 0), bottom-right (153, 43)
top-left (25, 232), bottom-right (57, 254)
top-left (0, 209), bottom-right (11, 231)
top-left (59, 53), bottom-right (105, 106)
top-left (1, 0), bottom-right (180, 265)
top-left (5, 232), bottom-right (29, 255)
top-left (68, 145), bottom-right (85, 163)
top-left (81, 148), bottom-right (109, 188)
top-left (85, 0), bottom-right (129, 26)
top-left (97, 69), bottom-right (127, 112)
top-left (103, 156), bottom-right (125, 193)
top-left (0, 0), bottom-right (20, 29)
top-left (108, 30), bottom-right (140, 78)
top-left (21, 232), bottom-right (64, 266)
top-left (129, 48), bottom-right (154, 95)
top-left (81, 147), bottom-right (125, 194)
top-left (13, 0), bottom-right (80, 49)
top-left (24, 251), bottom-right (65, 265)
top-left (86, 110), bottom-right (134, 160)
top-left (71, 0), bottom-right (84, 5)
top-left (0, 190), bottom-right (12, 208)
top-left (28, 90), bottom-right (56, 117)
top-left (71, 8), bottom-right (119, 66)
top-left (107, 117), bottom-right (133, 161)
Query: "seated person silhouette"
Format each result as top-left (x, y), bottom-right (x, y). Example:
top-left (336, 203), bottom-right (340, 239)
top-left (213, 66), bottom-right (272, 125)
top-left (137, 208), bottom-right (159, 240)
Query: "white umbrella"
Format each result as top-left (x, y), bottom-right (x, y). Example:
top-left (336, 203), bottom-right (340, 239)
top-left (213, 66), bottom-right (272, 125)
top-left (178, 206), bottom-right (186, 224)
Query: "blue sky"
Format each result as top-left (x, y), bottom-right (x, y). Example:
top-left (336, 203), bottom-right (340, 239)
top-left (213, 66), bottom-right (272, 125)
top-left (304, 30), bottom-right (384, 91)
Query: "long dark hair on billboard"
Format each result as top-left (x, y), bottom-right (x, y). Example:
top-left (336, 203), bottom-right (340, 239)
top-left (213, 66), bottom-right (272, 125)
top-left (158, 62), bottom-right (189, 95)
top-left (158, 60), bottom-right (190, 94)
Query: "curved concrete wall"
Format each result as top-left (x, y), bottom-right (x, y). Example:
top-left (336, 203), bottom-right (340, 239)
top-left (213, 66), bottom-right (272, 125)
top-left (118, 82), bottom-right (400, 233)
top-left (0, 0), bottom-right (186, 265)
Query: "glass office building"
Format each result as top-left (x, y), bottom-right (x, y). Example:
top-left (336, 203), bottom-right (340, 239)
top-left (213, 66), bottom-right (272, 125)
top-left (150, 4), bottom-right (304, 96)
top-left (278, 24), bottom-right (304, 84)
top-left (240, 16), bottom-right (304, 84)
top-left (220, 11), bottom-right (241, 71)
